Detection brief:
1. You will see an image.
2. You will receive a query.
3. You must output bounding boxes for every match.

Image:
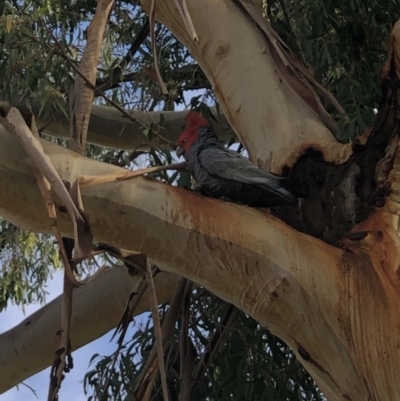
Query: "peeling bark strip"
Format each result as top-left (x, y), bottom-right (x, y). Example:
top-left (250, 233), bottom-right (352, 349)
top-left (149, 0), bottom-right (169, 95)
top-left (69, 0), bottom-right (115, 154)
top-left (0, 107), bottom-right (83, 223)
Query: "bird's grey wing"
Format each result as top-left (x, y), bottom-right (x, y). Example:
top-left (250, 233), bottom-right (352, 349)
top-left (198, 147), bottom-right (281, 189)
top-left (197, 147), bottom-right (296, 203)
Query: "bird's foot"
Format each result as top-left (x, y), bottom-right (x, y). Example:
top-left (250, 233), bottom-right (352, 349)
top-left (218, 196), bottom-right (241, 204)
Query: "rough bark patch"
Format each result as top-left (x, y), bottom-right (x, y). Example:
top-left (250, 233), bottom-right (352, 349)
top-left (272, 82), bottom-right (400, 245)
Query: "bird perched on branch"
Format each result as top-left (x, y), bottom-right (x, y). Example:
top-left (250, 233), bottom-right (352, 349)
top-left (176, 111), bottom-right (309, 208)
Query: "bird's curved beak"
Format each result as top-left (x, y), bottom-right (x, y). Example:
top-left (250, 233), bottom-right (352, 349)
top-left (176, 146), bottom-right (185, 158)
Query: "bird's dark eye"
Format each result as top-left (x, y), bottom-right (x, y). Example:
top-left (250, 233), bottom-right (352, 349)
top-left (181, 139), bottom-right (186, 144)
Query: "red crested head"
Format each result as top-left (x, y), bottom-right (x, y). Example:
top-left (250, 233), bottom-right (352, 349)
top-left (176, 111), bottom-right (210, 158)
top-left (184, 110), bottom-right (210, 129)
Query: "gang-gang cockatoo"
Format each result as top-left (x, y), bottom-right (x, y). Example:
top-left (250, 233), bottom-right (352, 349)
top-left (176, 111), bottom-right (309, 208)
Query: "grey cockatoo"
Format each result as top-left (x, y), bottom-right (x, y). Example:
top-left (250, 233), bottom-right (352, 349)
top-left (176, 111), bottom-right (309, 207)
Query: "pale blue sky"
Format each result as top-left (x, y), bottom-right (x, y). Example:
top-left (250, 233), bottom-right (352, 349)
top-left (0, 270), bottom-right (140, 401)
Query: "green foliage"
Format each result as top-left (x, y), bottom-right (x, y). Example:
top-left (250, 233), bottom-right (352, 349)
top-left (269, 0), bottom-right (400, 141)
top-left (84, 290), bottom-right (324, 401)
top-left (0, 220), bottom-right (60, 311)
top-left (0, 0), bottom-right (214, 127)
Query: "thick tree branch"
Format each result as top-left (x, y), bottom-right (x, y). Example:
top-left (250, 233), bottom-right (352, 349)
top-left (0, 101), bottom-right (230, 150)
top-left (0, 267), bottom-right (180, 393)
top-left (140, 0), bottom-right (347, 172)
top-left (0, 129), bottom-right (399, 400)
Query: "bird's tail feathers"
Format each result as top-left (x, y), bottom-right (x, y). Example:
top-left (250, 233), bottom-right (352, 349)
top-left (260, 184), bottom-right (297, 206)
top-left (280, 178), bottom-right (310, 199)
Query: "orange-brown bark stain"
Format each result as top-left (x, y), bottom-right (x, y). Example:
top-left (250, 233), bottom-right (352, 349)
top-left (336, 209), bottom-right (400, 400)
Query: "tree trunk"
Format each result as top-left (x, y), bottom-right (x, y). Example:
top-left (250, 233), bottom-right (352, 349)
top-left (1, 1), bottom-right (400, 400)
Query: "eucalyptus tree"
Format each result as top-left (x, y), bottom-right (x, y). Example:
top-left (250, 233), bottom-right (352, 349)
top-left (0, 1), bottom-right (399, 400)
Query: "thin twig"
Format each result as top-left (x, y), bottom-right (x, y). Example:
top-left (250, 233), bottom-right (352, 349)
top-left (278, 0), bottom-right (307, 65)
top-left (99, 276), bottom-right (149, 401)
top-left (179, 281), bottom-right (194, 401)
top-left (133, 278), bottom-right (187, 399)
top-left (79, 161), bottom-right (188, 188)
top-left (113, 276), bottom-right (150, 344)
top-left (96, 19), bottom-right (150, 92)
top-left (146, 258), bottom-right (169, 401)
top-left (308, 76), bottom-right (351, 122)
top-left (18, 382), bottom-right (39, 399)
top-left (191, 303), bottom-right (237, 393)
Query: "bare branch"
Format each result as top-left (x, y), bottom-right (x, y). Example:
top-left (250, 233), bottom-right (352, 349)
top-left (146, 259), bottom-right (169, 401)
top-left (96, 19), bottom-right (150, 93)
top-left (0, 100), bottom-right (230, 151)
top-left (79, 161), bottom-right (187, 189)
top-left (149, 0), bottom-right (168, 96)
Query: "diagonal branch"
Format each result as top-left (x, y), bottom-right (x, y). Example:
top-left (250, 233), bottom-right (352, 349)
top-left (96, 18), bottom-right (150, 93)
top-left (96, 63), bottom-right (211, 93)
top-left (0, 129), bottom-right (392, 400)
top-left (190, 303), bottom-right (237, 393)
top-left (48, 27), bottom-right (176, 147)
